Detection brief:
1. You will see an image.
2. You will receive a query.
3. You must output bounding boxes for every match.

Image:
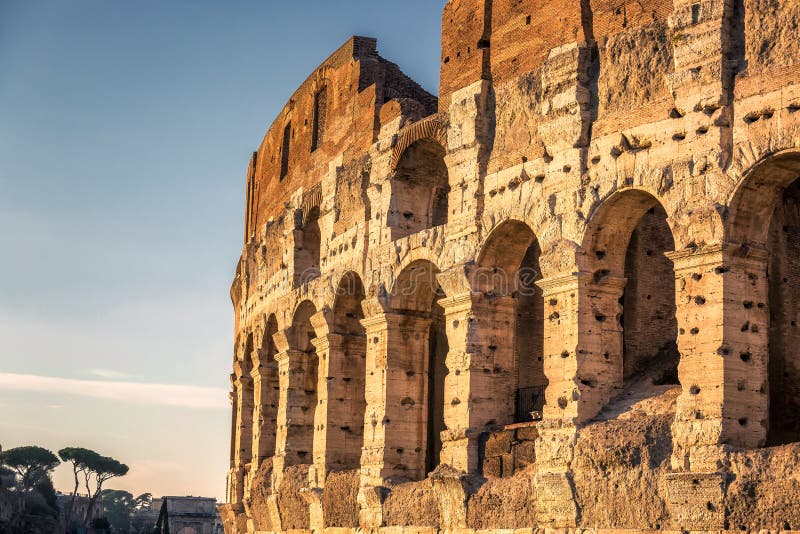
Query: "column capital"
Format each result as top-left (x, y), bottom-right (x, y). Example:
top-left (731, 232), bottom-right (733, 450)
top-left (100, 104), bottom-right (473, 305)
top-left (310, 331), bottom-right (345, 352)
top-left (234, 375), bottom-right (252, 388)
top-left (666, 243), bottom-right (769, 270)
top-left (310, 307), bottom-right (334, 338)
top-left (536, 272), bottom-right (582, 296)
top-left (274, 348), bottom-right (306, 365)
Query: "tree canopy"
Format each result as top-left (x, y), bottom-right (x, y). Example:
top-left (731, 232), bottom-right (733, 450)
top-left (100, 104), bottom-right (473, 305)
top-left (0, 446), bottom-right (60, 488)
top-left (59, 447), bottom-right (129, 527)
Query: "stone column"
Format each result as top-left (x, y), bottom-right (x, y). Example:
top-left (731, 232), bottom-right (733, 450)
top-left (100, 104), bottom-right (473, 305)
top-left (272, 330), bottom-right (317, 489)
top-left (358, 301), bottom-right (432, 527)
top-left (438, 292), bottom-right (517, 474)
top-left (309, 327), bottom-right (366, 488)
top-left (227, 383), bottom-right (238, 505)
top-left (250, 363), bottom-right (278, 472)
top-left (232, 373), bottom-right (253, 506)
top-left (665, 245), bottom-right (769, 529)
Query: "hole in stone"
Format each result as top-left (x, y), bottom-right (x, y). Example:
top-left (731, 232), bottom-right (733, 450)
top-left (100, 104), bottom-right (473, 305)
top-left (561, 351), bottom-right (570, 359)
top-left (690, 385), bottom-right (701, 395)
top-left (593, 269), bottom-right (610, 283)
top-left (695, 296), bottom-right (706, 305)
top-left (740, 352), bottom-right (752, 362)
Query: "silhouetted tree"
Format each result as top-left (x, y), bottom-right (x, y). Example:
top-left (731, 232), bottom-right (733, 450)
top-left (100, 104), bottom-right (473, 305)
top-left (0, 446), bottom-right (60, 489)
top-left (58, 447), bottom-right (129, 530)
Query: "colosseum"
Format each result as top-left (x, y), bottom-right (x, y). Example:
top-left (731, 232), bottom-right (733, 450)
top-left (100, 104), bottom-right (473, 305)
top-left (219, 1), bottom-right (800, 532)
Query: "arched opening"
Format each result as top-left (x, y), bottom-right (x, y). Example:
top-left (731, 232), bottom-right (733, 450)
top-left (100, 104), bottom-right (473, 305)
top-left (767, 178), bottom-right (800, 445)
top-left (581, 190), bottom-right (678, 412)
top-left (239, 334), bottom-right (255, 467)
top-left (286, 301), bottom-right (319, 465)
top-left (730, 152), bottom-right (800, 446)
top-left (388, 260), bottom-right (449, 479)
top-left (389, 139), bottom-right (449, 239)
top-left (294, 207), bottom-right (321, 285)
top-left (327, 272), bottom-right (367, 470)
top-left (474, 221), bottom-right (546, 425)
top-left (252, 315), bottom-right (280, 465)
top-left (621, 204), bottom-right (679, 384)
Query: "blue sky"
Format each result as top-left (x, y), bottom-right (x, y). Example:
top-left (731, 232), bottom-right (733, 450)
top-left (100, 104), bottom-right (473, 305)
top-left (0, 0), bottom-right (443, 500)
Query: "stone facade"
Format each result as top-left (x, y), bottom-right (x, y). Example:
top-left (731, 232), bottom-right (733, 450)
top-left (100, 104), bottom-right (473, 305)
top-left (220, 2), bottom-right (800, 532)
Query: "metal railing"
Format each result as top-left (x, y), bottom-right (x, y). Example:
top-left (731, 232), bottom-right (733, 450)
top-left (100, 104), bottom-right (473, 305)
top-left (514, 385), bottom-right (546, 422)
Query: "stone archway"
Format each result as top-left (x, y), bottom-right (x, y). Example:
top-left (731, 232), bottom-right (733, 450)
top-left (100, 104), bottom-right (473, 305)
top-left (728, 151), bottom-right (800, 446)
top-left (473, 220), bottom-right (547, 425)
top-left (313, 272), bottom-right (368, 473)
top-left (385, 259), bottom-right (449, 479)
top-left (579, 189), bottom-right (678, 414)
top-left (275, 301), bottom-right (319, 469)
top-left (388, 140), bottom-right (449, 239)
top-left (252, 315), bottom-right (280, 468)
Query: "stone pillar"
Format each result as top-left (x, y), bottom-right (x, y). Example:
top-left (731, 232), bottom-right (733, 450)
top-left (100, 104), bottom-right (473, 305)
top-left (227, 383), bottom-right (238, 505)
top-left (250, 363), bottom-right (278, 472)
top-left (272, 330), bottom-right (317, 489)
top-left (358, 301), bottom-right (432, 527)
top-left (665, 245), bottom-right (769, 529)
top-left (533, 273), bottom-right (583, 528)
top-left (438, 292), bottom-right (517, 474)
top-left (232, 372), bottom-right (253, 506)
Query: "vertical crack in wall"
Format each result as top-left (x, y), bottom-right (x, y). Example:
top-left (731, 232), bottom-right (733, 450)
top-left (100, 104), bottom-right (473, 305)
top-left (721, 0), bottom-right (747, 169)
top-left (475, 0), bottom-right (496, 233)
top-left (579, 0), bottom-right (600, 175)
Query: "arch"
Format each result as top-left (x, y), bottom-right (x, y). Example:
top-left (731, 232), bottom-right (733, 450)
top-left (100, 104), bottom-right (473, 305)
top-left (389, 259), bottom-right (443, 313)
top-left (283, 300), bottom-right (319, 466)
top-left (727, 149), bottom-right (800, 246)
top-left (390, 115), bottom-right (448, 170)
top-left (580, 188), bottom-right (676, 276)
top-left (727, 151), bottom-right (800, 445)
top-left (294, 206), bottom-right (321, 285)
top-left (386, 259), bottom-right (449, 478)
top-left (388, 138), bottom-right (450, 239)
top-left (322, 271), bottom-right (368, 470)
top-left (475, 220), bottom-right (547, 425)
top-left (581, 189), bottom-right (679, 407)
top-left (252, 315), bottom-right (280, 466)
top-left (290, 301), bottom-right (318, 353)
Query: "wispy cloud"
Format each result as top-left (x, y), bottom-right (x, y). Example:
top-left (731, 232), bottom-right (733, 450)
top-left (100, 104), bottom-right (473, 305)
top-left (0, 374), bottom-right (228, 410)
top-left (86, 368), bottom-right (130, 379)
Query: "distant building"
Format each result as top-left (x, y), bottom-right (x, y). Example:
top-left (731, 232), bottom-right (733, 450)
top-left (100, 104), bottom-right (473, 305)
top-left (153, 496), bottom-right (221, 534)
top-left (57, 492), bottom-right (104, 528)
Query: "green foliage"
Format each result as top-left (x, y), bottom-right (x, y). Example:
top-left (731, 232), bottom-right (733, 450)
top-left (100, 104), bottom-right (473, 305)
top-left (0, 446), bottom-right (60, 488)
top-left (58, 446), bottom-right (129, 527)
top-left (100, 489), bottom-right (135, 531)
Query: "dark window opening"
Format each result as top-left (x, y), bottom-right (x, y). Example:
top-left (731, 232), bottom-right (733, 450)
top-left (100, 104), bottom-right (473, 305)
top-left (280, 123), bottom-right (291, 180)
top-left (311, 86), bottom-right (327, 152)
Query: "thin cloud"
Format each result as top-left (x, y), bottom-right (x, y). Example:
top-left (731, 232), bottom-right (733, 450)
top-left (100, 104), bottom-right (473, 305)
top-left (86, 368), bottom-right (131, 379)
top-left (0, 373), bottom-right (228, 410)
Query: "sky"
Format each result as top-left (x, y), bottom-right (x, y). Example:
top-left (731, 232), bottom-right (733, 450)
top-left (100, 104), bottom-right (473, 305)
top-left (0, 0), bottom-right (443, 501)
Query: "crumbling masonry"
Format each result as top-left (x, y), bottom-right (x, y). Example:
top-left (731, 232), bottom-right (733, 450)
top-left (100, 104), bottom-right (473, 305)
top-left (220, 1), bottom-right (800, 532)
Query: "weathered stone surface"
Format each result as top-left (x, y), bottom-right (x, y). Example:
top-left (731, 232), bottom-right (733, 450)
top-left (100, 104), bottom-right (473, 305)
top-left (221, 1), bottom-right (800, 533)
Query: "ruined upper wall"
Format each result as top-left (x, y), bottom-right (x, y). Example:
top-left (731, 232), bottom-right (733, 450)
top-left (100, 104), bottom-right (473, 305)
top-left (244, 37), bottom-right (436, 241)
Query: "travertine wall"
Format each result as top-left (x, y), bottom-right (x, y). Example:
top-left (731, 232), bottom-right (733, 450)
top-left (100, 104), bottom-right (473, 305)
top-left (220, 1), bottom-right (800, 532)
